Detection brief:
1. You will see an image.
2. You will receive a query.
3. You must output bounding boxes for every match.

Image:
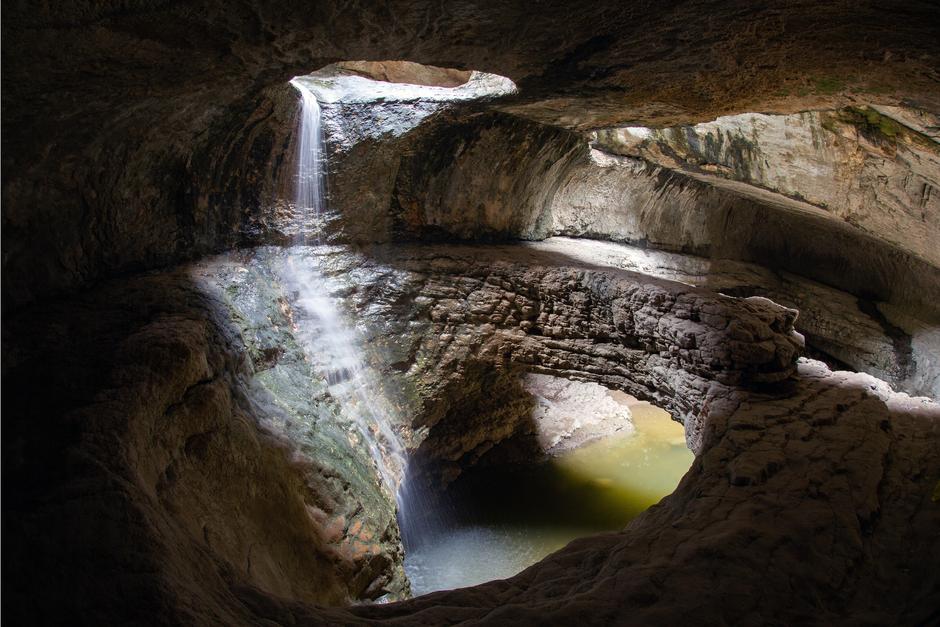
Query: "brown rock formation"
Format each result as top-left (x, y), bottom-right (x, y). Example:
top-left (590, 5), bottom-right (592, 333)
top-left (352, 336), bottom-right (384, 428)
top-left (334, 61), bottom-right (472, 87)
top-left (350, 362), bottom-right (940, 626)
top-left (4, 2), bottom-right (940, 625)
top-left (12, 237), bottom-right (938, 624)
top-left (4, 1), bottom-right (940, 307)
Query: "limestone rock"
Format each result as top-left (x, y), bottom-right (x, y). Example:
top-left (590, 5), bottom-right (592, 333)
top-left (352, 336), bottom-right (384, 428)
top-left (5, 240), bottom-right (939, 624)
top-left (593, 107), bottom-right (940, 269)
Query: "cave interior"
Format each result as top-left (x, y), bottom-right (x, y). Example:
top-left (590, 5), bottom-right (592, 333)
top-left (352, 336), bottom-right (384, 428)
top-left (2, 2), bottom-right (940, 625)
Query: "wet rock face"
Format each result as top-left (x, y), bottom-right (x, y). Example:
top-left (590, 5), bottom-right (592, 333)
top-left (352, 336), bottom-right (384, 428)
top-left (252, 94), bottom-right (939, 396)
top-left (1, 271), bottom-right (403, 624)
top-left (203, 244), bottom-right (803, 481)
top-left (528, 238), bottom-right (940, 399)
top-left (4, 2), bottom-right (940, 624)
top-left (254, 92), bottom-right (940, 318)
top-left (3, 240), bottom-right (939, 624)
top-left (350, 361), bottom-right (940, 626)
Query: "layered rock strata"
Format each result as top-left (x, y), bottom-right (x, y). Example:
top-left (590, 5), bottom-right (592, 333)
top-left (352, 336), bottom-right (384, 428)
top-left (529, 237), bottom-right (940, 399)
top-left (251, 96), bottom-right (939, 381)
top-left (5, 239), bottom-right (939, 624)
top-left (592, 106), bottom-right (940, 273)
top-left (4, 241), bottom-right (806, 622)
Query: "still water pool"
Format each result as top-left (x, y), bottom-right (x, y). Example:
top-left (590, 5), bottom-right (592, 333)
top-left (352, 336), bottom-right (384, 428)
top-left (404, 395), bottom-right (694, 596)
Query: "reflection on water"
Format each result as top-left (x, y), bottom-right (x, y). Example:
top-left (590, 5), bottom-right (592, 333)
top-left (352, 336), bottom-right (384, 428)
top-left (404, 395), bottom-right (694, 597)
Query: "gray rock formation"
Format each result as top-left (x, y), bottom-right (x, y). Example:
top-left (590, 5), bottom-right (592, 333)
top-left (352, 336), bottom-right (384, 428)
top-left (243, 87), bottom-right (939, 396)
top-left (350, 360), bottom-right (940, 626)
top-left (528, 237), bottom-right (940, 399)
top-left (593, 107), bottom-right (940, 270)
top-left (1, 240), bottom-right (808, 621)
top-left (1, 270), bottom-right (402, 624)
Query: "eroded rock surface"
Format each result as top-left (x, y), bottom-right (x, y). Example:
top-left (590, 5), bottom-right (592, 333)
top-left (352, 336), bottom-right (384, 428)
top-left (4, 239), bottom-right (938, 624)
top-left (524, 374), bottom-right (636, 455)
top-left (4, 2), bottom-right (940, 623)
top-left (203, 243), bottom-right (803, 451)
top-left (2, 269), bottom-right (409, 625)
top-left (528, 237), bottom-right (940, 398)
top-left (5, 1), bottom-right (940, 307)
top-left (243, 92), bottom-right (940, 336)
top-left (594, 107), bottom-right (940, 269)
top-left (347, 361), bottom-right (940, 626)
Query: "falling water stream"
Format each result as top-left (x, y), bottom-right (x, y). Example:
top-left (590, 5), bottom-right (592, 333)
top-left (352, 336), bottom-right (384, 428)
top-left (288, 77), bottom-right (693, 599)
top-left (288, 79), bottom-right (406, 496)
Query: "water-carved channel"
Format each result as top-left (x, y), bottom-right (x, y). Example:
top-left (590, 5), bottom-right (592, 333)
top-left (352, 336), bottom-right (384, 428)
top-left (289, 69), bottom-right (694, 600)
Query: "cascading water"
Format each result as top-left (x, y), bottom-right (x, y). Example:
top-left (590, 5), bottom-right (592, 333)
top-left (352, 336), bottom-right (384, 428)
top-left (293, 81), bottom-right (326, 232)
top-left (286, 78), bottom-right (406, 497)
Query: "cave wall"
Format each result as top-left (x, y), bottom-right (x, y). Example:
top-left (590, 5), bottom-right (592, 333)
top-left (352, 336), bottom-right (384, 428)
top-left (206, 244), bottom-right (804, 452)
top-left (12, 242), bottom-right (930, 625)
top-left (2, 271), bottom-right (395, 624)
top-left (5, 0), bottom-right (940, 309)
top-left (4, 1), bottom-right (940, 624)
top-left (349, 360), bottom-right (940, 626)
top-left (257, 94), bottom-right (939, 396)
top-left (593, 107), bottom-right (940, 269)
top-left (2, 240), bottom-right (811, 622)
top-left (547, 150), bottom-right (940, 314)
top-left (527, 238), bottom-right (940, 399)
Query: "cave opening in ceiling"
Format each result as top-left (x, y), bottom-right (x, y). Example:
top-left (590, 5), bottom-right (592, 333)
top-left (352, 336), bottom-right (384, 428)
top-left (290, 60), bottom-right (517, 124)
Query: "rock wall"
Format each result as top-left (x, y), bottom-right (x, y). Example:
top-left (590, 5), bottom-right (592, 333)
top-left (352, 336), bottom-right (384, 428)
top-left (5, 239), bottom-right (938, 624)
top-left (548, 149), bottom-right (940, 315)
top-left (527, 237), bottom-right (940, 399)
top-left (349, 361), bottom-right (940, 626)
top-left (4, 3), bottom-right (940, 623)
top-left (1, 267), bottom-right (409, 625)
top-left (259, 96), bottom-right (939, 395)
top-left (203, 79), bottom-right (940, 404)
top-left (593, 106), bottom-right (940, 269)
top-left (0, 240), bottom-right (804, 621)
top-left (334, 61), bottom-right (473, 87)
top-left (201, 243), bottom-right (804, 466)
top-left (5, 0), bottom-right (940, 308)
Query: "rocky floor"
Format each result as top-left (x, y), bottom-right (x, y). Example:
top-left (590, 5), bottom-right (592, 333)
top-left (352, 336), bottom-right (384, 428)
top-left (4, 239), bottom-right (938, 625)
top-left (343, 361), bottom-right (940, 626)
top-left (529, 237), bottom-right (940, 398)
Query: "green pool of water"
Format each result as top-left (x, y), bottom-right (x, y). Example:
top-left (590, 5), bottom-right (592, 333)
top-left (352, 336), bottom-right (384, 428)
top-left (404, 397), bottom-right (694, 596)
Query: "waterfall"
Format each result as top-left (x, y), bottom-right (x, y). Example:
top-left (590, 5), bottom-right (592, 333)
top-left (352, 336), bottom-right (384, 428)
top-left (287, 79), bottom-right (405, 497)
top-left (292, 80), bottom-right (326, 237)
